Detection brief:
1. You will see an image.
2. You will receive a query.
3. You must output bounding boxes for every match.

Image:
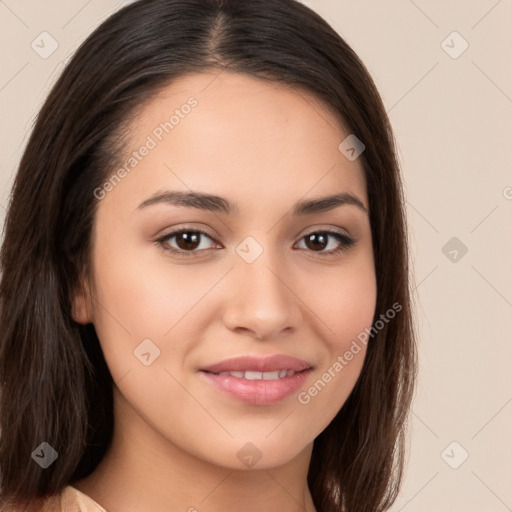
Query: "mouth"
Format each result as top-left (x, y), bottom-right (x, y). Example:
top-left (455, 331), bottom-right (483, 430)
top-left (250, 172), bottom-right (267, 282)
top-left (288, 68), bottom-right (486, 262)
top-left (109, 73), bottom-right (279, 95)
top-left (208, 369), bottom-right (302, 380)
top-left (200, 354), bottom-right (312, 373)
top-left (198, 355), bottom-right (313, 405)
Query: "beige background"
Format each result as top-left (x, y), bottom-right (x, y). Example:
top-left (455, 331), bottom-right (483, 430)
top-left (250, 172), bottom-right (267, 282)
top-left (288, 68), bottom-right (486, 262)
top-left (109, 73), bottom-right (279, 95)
top-left (1, 1), bottom-right (511, 510)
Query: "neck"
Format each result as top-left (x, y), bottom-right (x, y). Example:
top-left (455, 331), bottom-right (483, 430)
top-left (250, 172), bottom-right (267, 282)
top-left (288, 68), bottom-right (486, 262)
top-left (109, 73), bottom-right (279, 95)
top-left (73, 386), bottom-right (318, 512)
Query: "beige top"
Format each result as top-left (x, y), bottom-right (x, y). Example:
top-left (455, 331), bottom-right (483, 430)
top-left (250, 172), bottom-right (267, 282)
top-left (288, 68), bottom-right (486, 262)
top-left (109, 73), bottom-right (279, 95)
top-left (39, 485), bottom-right (107, 512)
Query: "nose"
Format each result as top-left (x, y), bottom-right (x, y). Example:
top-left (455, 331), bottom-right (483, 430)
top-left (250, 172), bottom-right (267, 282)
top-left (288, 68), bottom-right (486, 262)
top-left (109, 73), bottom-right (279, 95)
top-left (221, 246), bottom-right (302, 341)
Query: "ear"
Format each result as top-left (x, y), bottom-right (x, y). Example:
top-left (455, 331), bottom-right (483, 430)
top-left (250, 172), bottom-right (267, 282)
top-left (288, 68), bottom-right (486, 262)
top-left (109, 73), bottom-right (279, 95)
top-left (71, 278), bottom-right (94, 325)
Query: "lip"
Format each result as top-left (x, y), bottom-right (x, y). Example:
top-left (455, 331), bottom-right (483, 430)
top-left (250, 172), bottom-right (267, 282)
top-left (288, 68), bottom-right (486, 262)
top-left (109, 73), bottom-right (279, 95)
top-left (200, 355), bottom-right (312, 373)
top-left (199, 355), bottom-right (313, 406)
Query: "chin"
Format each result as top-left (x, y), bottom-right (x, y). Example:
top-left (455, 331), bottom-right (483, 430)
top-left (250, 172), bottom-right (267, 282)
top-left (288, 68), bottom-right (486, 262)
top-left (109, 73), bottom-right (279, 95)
top-left (195, 435), bottom-right (313, 471)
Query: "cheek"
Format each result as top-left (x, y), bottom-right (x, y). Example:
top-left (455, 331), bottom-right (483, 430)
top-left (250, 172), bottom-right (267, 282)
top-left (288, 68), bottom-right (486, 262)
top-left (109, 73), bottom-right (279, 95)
top-left (88, 235), bottom-right (224, 376)
top-left (328, 272), bottom-right (377, 352)
top-left (294, 283), bottom-right (375, 435)
top-left (85, 222), bottom-right (378, 468)
top-left (301, 249), bottom-right (377, 352)
top-left (293, 253), bottom-right (376, 415)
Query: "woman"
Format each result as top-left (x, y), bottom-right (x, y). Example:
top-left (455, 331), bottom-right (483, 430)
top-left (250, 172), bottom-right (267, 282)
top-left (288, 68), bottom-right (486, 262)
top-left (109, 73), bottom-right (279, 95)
top-left (0, 1), bottom-right (417, 511)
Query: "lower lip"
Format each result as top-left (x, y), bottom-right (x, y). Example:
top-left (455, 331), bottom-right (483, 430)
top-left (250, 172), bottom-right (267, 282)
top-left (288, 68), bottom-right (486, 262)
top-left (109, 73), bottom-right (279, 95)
top-left (199, 369), bottom-right (312, 405)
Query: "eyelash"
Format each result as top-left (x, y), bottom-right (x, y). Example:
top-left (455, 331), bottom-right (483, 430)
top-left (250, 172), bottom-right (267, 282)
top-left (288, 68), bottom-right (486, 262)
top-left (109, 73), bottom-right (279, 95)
top-left (155, 227), bottom-right (356, 259)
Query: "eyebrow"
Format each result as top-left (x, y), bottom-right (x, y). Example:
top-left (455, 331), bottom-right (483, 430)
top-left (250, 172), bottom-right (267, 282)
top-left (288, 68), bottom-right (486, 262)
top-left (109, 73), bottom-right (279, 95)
top-left (137, 190), bottom-right (368, 215)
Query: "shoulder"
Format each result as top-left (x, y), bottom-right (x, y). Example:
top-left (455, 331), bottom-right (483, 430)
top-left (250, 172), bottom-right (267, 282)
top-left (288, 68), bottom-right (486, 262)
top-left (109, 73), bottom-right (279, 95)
top-left (1, 486), bottom-right (107, 512)
top-left (56, 486), bottom-right (107, 512)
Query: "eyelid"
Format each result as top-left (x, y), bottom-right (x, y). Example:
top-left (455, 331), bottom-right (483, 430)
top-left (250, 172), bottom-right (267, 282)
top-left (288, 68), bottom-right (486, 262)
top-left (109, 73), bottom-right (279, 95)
top-left (155, 224), bottom-right (356, 258)
top-left (301, 225), bottom-right (351, 238)
top-left (156, 225), bottom-right (219, 246)
top-left (156, 223), bottom-right (351, 240)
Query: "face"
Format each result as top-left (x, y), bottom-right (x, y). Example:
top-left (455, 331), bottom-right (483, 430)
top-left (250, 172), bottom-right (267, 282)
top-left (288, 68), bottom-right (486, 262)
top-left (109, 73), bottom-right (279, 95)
top-left (73, 71), bottom-right (377, 470)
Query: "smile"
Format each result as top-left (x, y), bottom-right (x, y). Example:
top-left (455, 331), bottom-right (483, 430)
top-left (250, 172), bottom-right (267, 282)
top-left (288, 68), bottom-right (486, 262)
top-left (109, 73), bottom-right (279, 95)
top-left (199, 368), bottom-right (311, 406)
top-left (211, 369), bottom-right (299, 380)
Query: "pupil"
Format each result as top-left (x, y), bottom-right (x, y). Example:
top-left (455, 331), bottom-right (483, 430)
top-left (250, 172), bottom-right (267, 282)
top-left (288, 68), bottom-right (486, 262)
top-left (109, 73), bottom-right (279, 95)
top-left (174, 232), bottom-right (330, 252)
top-left (178, 232), bottom-right (200, 250)
top-left (306, 233), bottom-right (327, 251)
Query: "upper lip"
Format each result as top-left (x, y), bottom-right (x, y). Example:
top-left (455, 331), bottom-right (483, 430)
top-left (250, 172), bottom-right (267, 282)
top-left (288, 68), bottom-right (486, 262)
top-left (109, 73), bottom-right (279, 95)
top-left (200, 355), bottom-right (312, 373)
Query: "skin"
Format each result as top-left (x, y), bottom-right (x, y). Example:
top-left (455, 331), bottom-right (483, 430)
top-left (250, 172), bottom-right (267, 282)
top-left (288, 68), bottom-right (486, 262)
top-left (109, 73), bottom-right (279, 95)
top-left (71, 71), bottom-right (377, 512)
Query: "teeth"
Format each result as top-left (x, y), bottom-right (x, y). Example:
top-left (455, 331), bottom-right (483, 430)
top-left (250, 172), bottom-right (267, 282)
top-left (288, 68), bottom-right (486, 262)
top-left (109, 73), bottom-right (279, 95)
top-left (227, 371), bottom-right (244, 378)
top-left (216, 370), bottom-right (297, 380)
top-left (244, 371), bottom-right (262, 380)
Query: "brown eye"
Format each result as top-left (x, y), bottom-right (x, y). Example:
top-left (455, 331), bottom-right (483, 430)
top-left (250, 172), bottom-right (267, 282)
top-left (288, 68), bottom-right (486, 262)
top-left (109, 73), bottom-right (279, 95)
top-left (172, 231), bottom-right (202, 251)
top-left (303, 232), bottom-right (329, 251)
top-left (296, 231), bottom-right (355, 255)
top-left (157, 229), bottom-right (219, 257)
top-left (156, 228), bottom-right (355, 259)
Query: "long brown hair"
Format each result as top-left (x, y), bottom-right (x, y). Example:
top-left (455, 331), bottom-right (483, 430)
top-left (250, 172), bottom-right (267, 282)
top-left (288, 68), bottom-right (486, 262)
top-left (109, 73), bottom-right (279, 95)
top-left (0, 1), bottom-right (417, 511)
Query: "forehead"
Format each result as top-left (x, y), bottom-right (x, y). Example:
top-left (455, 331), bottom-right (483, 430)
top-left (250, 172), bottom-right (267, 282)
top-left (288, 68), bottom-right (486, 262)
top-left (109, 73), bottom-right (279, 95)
top-left (103, 71), bottom-right (368, 214)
